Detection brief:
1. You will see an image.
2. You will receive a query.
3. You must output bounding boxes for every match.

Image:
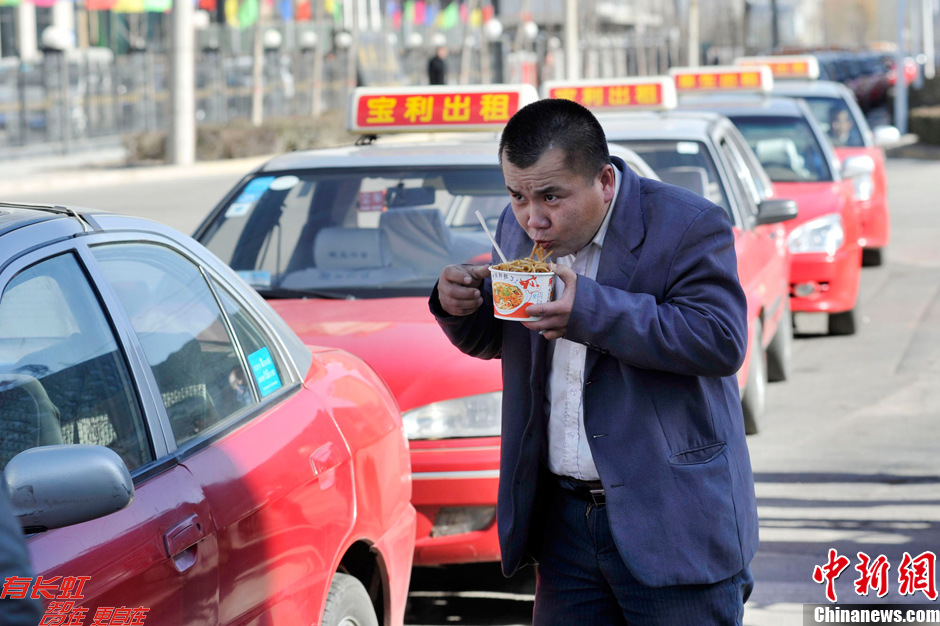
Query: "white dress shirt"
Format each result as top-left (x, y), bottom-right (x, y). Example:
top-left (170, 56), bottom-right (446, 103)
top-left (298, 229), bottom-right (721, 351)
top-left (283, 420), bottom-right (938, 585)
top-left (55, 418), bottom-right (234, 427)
top-left (544, 165), bottom-right (622, 481)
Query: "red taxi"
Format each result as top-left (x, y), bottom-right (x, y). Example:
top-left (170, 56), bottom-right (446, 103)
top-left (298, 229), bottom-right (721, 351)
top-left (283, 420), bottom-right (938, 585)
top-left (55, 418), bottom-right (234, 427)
top-left (737, 54), bottom-right (894, 266)
top-left (193, 85), bottom-right (660, 566)
top-left (541, 76), bottom-right (798, 433)
top-left (0, 205), bottom-right (414, 625)
top-left (672, 66), bottom-right (867, 335)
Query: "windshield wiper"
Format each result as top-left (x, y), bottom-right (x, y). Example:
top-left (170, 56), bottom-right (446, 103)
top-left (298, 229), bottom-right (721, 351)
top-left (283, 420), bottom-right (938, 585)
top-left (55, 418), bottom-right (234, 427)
top-left (254, 286), bottom-right (354, 300)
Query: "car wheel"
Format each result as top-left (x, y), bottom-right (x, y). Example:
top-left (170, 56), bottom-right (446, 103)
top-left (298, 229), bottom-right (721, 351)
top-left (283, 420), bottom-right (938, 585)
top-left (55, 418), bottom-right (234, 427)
top-left (828, 309), bottom-right (857, 336)
top-left (741, 320), bottom-right (766, 436)
top-left (862, 248), bottom-right (883, 267)
top-left (321, 573), bottom-right (379, 626)
top-left (766, 304), bottom-right (793, 383)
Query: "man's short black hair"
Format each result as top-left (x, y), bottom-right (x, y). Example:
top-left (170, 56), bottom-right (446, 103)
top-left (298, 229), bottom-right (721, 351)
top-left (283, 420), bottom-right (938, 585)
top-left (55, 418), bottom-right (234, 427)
top-left (498, 98), bottom-right (611, 181)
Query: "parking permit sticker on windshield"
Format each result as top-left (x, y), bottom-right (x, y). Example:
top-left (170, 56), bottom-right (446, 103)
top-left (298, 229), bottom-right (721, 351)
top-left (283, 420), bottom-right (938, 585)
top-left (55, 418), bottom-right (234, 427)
top-left (248, 347), bottom-right (282, 397)
top-left (270, 175), bottom-right (300, 191)
top-left (236, 270), bottom-right (271, 288)
top-left (358, 190), bottom-right (386, 212)
top-left (676, 142), bottom-right (700, 154)
top-left (226, 176), bottom-right (276, 217)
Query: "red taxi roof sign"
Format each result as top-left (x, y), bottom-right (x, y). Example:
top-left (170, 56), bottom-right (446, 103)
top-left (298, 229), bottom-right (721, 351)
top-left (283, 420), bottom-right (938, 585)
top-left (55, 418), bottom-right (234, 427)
top-left (669, 65), bottom-right (774, 94)
top-left (348, 84), bottom-right (539, 134)
top-left (540, 77), bottom-right (677, 111)
top-left (735, 55), bottom-right (820, 80)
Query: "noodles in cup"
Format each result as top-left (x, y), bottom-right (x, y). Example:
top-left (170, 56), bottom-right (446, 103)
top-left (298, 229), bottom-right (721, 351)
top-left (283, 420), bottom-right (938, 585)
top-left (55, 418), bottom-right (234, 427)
top-left (489, 243), bottom-right (555, 321)
top-left (491, 243), bottom-right (554, 273)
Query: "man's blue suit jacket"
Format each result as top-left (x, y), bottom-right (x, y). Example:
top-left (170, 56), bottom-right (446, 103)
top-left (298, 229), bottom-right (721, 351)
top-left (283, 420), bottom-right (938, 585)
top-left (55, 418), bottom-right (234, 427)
top-left (430, 157), bottom-right (760, 588)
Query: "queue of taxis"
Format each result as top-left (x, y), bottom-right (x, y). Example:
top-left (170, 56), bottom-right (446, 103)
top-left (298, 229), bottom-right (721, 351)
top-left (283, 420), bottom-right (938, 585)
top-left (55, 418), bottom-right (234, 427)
top-left (540, 76), bottom-right (797, 434)
top-left (0, 205), bottom-right (414, 625)
top-left (736, 54), bottom-right (895, 266)
top-left (192, 85), bottom-right (660, 567)
top-left (670, 66), bottom-right (867, 336)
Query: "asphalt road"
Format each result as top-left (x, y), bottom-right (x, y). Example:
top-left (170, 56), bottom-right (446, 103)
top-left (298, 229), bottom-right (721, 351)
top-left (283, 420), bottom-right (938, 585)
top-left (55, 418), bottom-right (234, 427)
top-left (10, 157), bottom-right (940, 626)
top-left (1, 169), bottom-right (249, 236)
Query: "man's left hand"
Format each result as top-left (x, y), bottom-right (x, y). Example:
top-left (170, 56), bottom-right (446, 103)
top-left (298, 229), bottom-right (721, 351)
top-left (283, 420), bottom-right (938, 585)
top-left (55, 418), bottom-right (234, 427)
top-left (523, 264), bottom-right (577, 341)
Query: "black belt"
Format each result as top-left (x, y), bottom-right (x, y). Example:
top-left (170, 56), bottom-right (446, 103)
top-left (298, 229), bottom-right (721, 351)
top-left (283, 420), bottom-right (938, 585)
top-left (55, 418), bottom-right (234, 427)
top-left (553, 474), bottom-right (606, 506)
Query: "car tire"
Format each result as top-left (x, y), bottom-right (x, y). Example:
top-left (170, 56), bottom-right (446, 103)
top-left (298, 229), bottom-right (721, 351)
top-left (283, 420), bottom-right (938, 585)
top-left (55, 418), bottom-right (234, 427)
top-left (741, 320), bottom-right (766, 436)
top-left (828, 309), bottom-right (857, 336)
top-left (766, 305), bottom-right (793, 383)
top-left (862, 248), bottom-right (883, 267)
top-left (321, 573), bottom-right (379, 626)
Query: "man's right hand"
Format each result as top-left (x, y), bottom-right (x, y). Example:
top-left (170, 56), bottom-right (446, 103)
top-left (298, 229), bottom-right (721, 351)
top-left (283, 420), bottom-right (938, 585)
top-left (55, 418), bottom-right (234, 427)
top-left (438, 264), bottom-right (491, 317)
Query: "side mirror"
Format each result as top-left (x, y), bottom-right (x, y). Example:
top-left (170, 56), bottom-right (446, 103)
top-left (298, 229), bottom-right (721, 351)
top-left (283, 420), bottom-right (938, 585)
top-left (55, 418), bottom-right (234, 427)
top-left (872, 125), bottom-right (901, 147)
top-left (841, 154), bottom-right (875, 179)
top-left (3, 445), bottom-right (134, 532)
top-left (756, 198), bottom-right (799, 225)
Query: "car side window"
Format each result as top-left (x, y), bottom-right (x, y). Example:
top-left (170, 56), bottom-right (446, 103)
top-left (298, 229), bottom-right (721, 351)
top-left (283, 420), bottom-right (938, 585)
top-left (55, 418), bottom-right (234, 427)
top-left (718, 139), bottom-right (761, 225)
top-left (210, 279), bottom-right (287, 399)
top-left (726, 130), bottom-right (774, 201)
top-left (0, 253), bottom-right (152, 471)
top-left (92, 243), bottom-right (255, 447)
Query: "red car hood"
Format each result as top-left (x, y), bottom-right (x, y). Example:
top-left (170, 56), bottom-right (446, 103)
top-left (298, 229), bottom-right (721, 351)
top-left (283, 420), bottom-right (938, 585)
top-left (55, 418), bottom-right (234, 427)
top-left (772, 181), bottom-right (848, 234)
top-left (270, 298), bottom-right (501, 412)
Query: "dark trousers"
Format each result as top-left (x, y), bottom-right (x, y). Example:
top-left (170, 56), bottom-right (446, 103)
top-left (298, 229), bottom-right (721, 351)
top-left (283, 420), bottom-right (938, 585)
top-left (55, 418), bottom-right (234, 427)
top-left (532, 475), bottom-right (753, 625)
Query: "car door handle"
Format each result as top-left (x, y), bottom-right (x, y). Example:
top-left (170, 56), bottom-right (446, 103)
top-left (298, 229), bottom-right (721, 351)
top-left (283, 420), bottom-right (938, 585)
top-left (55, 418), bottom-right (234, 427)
top-left (164, 514), bottom-right (209, 571)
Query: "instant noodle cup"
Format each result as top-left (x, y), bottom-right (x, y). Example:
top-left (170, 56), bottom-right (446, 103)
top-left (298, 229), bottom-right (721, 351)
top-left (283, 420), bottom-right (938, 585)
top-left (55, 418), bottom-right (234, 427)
top-left (489, 267), bottom-right (555, 321)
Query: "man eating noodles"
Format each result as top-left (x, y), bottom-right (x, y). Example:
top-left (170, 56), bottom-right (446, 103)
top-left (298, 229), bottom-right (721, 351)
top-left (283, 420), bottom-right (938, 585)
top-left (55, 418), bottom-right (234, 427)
top-left (429, 98), bottom-right (758, 625)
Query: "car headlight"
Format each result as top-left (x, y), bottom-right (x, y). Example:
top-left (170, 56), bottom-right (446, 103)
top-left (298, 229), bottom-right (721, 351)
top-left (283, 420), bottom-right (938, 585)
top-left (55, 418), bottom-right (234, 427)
top-left (851, 173), bottom-right (873, 202)
top-left (402, 392), bottom-right (502, 440)
top-left (787, 214), bottom-right (844, 255)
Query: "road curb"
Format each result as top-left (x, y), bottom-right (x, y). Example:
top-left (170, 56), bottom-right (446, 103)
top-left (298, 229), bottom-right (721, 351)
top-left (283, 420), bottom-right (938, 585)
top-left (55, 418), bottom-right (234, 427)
top-left (0, 155), bottom-right (274, 196)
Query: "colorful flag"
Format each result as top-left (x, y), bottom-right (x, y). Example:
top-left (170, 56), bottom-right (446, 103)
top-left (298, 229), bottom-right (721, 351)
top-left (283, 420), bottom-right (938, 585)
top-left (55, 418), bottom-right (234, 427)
top-left (278, 0), bottom-right (292, 21)
top-left (470, 7), bottom-right (481, 26)
top-left (413, 0), bottom-right (425, 24)
top-left (0, 0), bottom-right (22, 7)
top-left (225, 0), bottom-right (239, 25)
top-left (86, 0), bottom-right (116, 9)
top-left (482, 3), bottom-right (493, 21)
top-left (403, 0), bottom-right (414, 24)
top-left (296, 0), bottom-right (310, 20)
top-left (424, 1), bottom-right (437, 26)
top-left (30, 0), bottom-right (57, 7)
top-left (198, 0), bottom-right (216, 12)
top-left (144, 0), bottom-right (171, 12)
top-left (438, 1), bottom-right (457, 30)
top-left (113, 0), bottom-right (144, 12)
top-left (237, 0), bottom-right (258, 28)
top-left (458, 1), bottom-right (467, 24)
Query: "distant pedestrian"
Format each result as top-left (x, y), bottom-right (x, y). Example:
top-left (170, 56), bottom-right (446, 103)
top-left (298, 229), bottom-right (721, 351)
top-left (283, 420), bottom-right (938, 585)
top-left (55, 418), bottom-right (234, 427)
top-left (428, 46), bottom-right (448, 85)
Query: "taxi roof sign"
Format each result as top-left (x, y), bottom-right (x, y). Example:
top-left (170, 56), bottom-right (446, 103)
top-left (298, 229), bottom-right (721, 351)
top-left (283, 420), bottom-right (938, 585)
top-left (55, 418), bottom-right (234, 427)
top-left (669, 65), bottom-right (774, 94)
top-left (348, 84), bottom-right (539, 134)
top-left (540, 77), bottom-right (677, 111)
top-left (735, 55), bottom-right (820, 80)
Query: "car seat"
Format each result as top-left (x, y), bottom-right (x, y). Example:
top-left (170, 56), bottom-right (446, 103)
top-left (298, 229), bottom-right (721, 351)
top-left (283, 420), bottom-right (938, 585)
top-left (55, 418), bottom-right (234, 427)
top-left (0, 374), bottom-right (63, 469)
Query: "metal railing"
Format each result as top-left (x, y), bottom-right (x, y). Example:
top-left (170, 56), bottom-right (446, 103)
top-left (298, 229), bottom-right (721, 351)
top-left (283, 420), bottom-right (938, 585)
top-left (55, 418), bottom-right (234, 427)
top-left (0, 30), bottom-right (682, 151)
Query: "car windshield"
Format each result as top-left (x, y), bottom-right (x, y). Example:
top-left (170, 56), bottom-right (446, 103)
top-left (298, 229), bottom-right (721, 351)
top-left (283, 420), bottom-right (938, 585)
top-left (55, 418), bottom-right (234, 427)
top-left (728, 115), bottom-right (833, 183)
top-left (801, 96), bottom-right (865, 148)
top-left (197, 167), bottom-right (508, 299)
top-left (614, 140), bottom-right (731, 215)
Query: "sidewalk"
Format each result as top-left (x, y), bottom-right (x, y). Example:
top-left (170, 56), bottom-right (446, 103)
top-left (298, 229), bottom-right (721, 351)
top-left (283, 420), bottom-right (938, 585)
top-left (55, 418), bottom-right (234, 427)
top-left (0, 144), bottom-right (274, 197)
